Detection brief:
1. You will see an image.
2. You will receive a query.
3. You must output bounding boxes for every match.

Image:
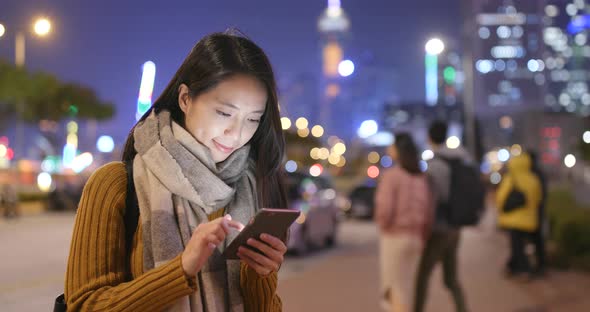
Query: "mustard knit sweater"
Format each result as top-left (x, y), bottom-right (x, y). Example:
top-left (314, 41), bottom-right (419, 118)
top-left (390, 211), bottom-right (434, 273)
top-left (64, 162), bottom-right (282, 311)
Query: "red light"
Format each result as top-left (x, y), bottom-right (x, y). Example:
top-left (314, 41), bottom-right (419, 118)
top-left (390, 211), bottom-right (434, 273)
top-left (309, 164), bottom-right (323, 177)
top-left (543, 128), bottom-right (552, 137)
top-left (367, 165), bottom-right (380, 179)
top-left (6, 148), bottom-right (14, 160)
top-left (0, 136), bottom-right (7, 145)
top-left (552, 127), bottom-right (561, 138)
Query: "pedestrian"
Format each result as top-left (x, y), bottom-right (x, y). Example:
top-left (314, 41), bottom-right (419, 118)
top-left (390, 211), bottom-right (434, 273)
top-left (374, 133), bottom-right (433, 312)
top-left (496, 152), bottom-right (542, 280)
top-left (1, 170), bottom-right (19, 218)
top-left (528, 150), bottom-right (547, 277)
top-left (414, 121), bottom-right (469, 312)
top-left (64, 31), bottom-right (287, 311)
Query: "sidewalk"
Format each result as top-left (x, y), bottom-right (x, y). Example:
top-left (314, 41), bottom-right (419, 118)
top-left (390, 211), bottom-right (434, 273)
top-left (278, 208), bottom-right (590, 312)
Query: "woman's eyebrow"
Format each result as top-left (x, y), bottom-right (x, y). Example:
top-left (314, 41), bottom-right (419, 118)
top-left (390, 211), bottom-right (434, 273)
top-left (217, 99), bottom-right (265, 114)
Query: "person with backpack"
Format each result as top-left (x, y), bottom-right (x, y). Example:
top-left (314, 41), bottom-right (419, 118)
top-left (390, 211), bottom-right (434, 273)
top-left (374, 133), bottom-right (433, 312)
top-left (414, 121), bottom-right (483, 312)
top-left (61, 31), bottom-right (287, 311)
top-left (496, 152), bottom-right (542, 279)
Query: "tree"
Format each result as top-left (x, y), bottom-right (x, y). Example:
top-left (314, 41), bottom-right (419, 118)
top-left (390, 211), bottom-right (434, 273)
top-left (0, 60), bottom-right (114, 126)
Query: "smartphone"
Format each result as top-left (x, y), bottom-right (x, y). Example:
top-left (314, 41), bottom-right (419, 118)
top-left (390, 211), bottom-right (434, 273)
top-left (223, 208), bottom-right (301, 259)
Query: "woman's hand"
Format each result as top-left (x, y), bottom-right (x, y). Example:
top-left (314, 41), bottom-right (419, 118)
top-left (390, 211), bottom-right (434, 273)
top-left (181, 214), bottom-right (244, 277)
top-left (237, 233), bottom-right (287, 276)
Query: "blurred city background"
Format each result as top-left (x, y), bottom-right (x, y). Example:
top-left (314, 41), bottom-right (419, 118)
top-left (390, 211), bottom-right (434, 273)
top-left (1, 0), bottom-right (590, 311)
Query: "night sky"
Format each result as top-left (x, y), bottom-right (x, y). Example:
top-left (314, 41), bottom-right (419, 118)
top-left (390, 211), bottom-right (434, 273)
top-left (1, 0), bottom-right (461, 143)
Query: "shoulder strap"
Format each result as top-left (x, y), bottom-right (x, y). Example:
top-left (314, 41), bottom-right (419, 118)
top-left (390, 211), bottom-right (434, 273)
top-left (124, 160), bottom-right (140, 278)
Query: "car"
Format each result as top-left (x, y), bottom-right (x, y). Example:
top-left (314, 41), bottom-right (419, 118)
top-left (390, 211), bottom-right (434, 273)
top-left (285, 172), bottom-right (345, 255)
top-left (346, 179), bottom-right (377, 219)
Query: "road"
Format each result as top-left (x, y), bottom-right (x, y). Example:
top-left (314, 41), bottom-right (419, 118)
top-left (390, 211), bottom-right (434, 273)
top-left (1, 210), bottom-right (590, 311)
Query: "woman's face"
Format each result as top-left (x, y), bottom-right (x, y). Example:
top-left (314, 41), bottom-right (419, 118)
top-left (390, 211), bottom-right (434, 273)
top-left (179, 74), bottom-right (267, 163)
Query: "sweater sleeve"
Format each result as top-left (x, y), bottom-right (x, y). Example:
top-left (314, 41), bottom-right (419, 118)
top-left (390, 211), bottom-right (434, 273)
top-left (64, 162), bottom-right (197, 311)
top-left (240, 262), bottom-right (282, 311)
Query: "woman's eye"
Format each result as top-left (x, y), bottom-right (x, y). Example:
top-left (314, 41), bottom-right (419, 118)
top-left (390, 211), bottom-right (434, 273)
top-left (216, 110), bottom-right (231, 117)
top-left (249, 118), bottom-right (260, 123)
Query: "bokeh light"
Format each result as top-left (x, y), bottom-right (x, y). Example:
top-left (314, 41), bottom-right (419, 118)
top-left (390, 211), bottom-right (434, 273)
top-left (295, 117), bottom-right (309, 130)
top-left (332, 142), bottom-right (346, 155)
top-left (367, 165), bottom-right (380, 178)
top-left (380, 155), bottom-right (393, 168)
top-left (498, 149), bottom-right (510, 162)
top-left (425, 38), bottom-right (445, 55)
top-left (422, 149), bottom-right (434, 161)
top-left (368, 151), bottom-right (380, 164)
top-left (446, 136), bottom-right (461, 149)
top-left (490, 172), bottom-right (502, 184)
top-left (338, 59), bottom-right (355, 77)
top-left (34, 18), bottom-right (51, 36)
top-left (281, 117), bottom-right (292, 130)
top-left (564, 154), bottom-right (576, 168)
top-left (311, 125), bottom-right (324, 137)
top-left (37, 172), bottom-right (52, 192)
top-left (297, 128), bottom-right (310, 138)
top-left (510, 144), bottom-right (522, 156)
top-left (285, 160), bottom-right (297, 173)
top-left (310, 164), bottom-right (323, 177)
top-left (328, 153), bottom-right (341, 165)
top-left (97, 135), bottom-right (115, 153)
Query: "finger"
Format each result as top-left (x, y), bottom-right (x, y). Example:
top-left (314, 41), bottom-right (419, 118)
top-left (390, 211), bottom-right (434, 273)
top-left (237, 251), bottom-right (272, 276)
top-left (259, 233), bottom-right (288, 254)
top-left (206, 233), bottom-right (222, 248)
top-left (219, 218), bottom-right (244, 234)
top-left (246, 238), bottom-right (282, 262)
top-left (226, 220), bottom-right (245, 231)
top-left (238, 246), bottom-right (278, 272)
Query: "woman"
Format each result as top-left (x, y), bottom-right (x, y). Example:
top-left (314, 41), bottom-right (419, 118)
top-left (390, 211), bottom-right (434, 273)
top-left (374, 133), bottom-right (433, 312)
top-left (64, 32), bottom-right (287, 311)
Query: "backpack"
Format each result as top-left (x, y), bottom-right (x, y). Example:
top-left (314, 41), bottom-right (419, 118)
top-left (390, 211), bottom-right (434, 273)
top-left (53, 161), bottom-right (139, 312)
top-left (438, 156), bottom-right (485, 227)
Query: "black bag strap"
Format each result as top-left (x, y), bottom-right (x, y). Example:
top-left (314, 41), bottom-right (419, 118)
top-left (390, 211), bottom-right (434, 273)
top-left (54, 161), bottom-right (140, 312)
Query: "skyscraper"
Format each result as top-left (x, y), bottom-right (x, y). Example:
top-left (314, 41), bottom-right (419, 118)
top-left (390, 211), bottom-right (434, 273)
top-left (543, 0), bottom-right (590, 117)
top-left (472, 0), bottom-right (546, 115)
top-left (463, 0), bottom-right (547, 150)
top-left (317, 0), bottom-right (350, 134)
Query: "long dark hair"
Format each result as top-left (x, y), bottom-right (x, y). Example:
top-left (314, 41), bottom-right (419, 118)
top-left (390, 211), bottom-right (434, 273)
top-left (394, 132), bottom-right (421, 175)
top-left (122, 31), bottom-right (287, 209)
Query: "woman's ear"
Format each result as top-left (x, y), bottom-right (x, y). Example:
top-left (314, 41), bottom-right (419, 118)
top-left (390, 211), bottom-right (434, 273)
top-left (178, 84), bottom-right (191, 114)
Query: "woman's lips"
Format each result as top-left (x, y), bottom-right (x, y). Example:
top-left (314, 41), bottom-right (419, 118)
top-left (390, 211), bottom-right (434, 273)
top-left (213, 140), bottom-right (234, 154)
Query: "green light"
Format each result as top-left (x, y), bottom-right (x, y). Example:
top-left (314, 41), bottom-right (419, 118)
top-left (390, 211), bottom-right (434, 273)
top-left (69, 105), bottom-right (79, 116)
top-left (443, 66), bottom-right (456, 84)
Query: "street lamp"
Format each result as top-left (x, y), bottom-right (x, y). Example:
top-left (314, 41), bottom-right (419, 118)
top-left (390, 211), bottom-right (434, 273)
top-left (425, 38), bottom-right (445, 106)
top-left (16, 17), bottom-right (52, 66)
top-left (34, 18), bottom-right (51, 36)
top-left (1, 17), bottom-right (53, 161)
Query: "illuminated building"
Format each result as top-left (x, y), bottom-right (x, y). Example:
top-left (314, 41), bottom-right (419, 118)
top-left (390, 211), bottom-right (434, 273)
top-left (543, 0), bottom-right (590, 116)
top-left (471, 1), bottom-right (546, 115)
top-left (317, 0), bottom-right (350, 133)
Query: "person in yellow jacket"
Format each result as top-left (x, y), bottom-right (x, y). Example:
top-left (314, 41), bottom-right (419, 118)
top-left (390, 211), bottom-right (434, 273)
top-left (496, 152), bottom-right (542, 277)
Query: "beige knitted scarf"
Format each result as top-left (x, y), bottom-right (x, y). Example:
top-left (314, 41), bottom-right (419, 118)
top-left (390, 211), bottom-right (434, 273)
top-left (133, 110), bottom-right (258, 311)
